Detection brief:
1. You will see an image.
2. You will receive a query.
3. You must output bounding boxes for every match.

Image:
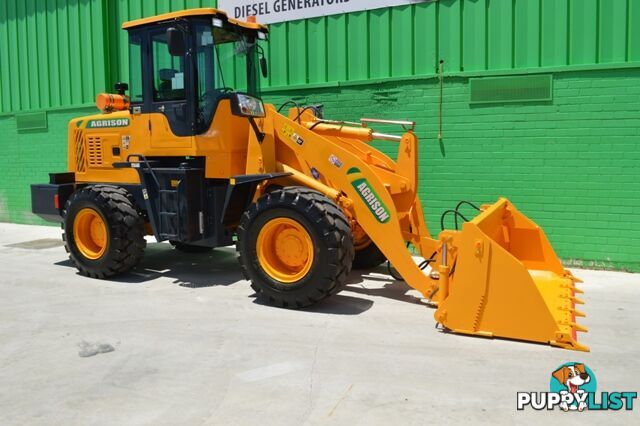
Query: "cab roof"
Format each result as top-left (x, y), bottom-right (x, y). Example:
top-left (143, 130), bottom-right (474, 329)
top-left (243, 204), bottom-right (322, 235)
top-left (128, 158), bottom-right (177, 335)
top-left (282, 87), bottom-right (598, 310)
top-left (122, 7), bottom-right (268, 32)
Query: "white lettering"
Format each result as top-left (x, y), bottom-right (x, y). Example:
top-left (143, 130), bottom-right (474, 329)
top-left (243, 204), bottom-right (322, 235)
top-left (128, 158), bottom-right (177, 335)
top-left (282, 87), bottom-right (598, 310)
top-left (88, 118), bottom-right (128, 128)
top-left (561, 392), bottom-right (574, 405)
top-left (354, 180), bottom-right (390, 222)
top-left (219, 1), bottom-right (422, 25)
top-left (366, 192), bottom-right (376, 204)
top-left (547, 393), bottom-right (560, 408)
top-left (517, 393), bottom-right (531, 410)
top-left (531, 393), bottom-right (546, 410)
top-left (574, 392), bottom-right (588, 405)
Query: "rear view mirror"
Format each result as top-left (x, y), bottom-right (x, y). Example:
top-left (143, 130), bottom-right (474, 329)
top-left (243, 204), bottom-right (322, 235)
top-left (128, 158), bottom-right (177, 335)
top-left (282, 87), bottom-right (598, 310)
top-left (167, 28), bottom-right (185, 56)
top-left (260, 56), bottom-right (268, 78)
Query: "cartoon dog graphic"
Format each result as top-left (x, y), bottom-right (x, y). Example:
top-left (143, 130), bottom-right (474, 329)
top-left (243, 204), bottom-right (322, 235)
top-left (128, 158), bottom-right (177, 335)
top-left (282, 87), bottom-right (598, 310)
top-left (552, 363), bottom-right (591, 411)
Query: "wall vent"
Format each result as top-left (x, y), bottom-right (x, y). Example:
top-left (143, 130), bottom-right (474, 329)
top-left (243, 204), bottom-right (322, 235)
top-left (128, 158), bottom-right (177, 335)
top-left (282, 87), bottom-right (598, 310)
top-left (15, 111), bottom-right (48, 132)
top-left (469, 74), bottom-right (553, 105)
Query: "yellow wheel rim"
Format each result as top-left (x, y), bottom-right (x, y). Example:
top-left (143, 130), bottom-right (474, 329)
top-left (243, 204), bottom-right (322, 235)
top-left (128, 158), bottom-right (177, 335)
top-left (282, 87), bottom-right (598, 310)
top-left (256, 217), bottom-right (314, 283)
top-left (73, 208), bottom-right (108, 260)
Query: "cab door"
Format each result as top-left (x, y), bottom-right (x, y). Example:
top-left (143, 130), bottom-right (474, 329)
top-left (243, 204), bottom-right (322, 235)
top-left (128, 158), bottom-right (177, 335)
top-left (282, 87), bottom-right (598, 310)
top-left (147, 27), bottom-right (195, 148)
top-left (121, 31), bottom-right (151, 160)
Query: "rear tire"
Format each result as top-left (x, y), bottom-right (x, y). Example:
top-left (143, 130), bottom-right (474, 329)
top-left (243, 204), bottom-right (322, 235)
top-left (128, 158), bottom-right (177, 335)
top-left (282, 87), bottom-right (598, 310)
top-left (353, 240), bottom-right (387, 269)
top-left (62, 185), bottom-right (146, 278)
top-left (237, 187), bottom-right (354, 308)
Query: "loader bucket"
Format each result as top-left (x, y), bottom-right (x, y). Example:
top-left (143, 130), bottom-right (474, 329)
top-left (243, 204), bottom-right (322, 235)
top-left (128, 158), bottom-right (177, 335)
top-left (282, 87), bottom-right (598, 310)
top-left (434, 198), bottom-right (588, 351)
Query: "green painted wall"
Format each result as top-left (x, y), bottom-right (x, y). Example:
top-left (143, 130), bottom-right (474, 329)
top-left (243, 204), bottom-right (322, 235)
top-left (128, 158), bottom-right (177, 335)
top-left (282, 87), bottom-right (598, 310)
top-left (0, 106), bottom-right (94, 221)
top-left (4, 0), bottom-right (640, 113)
top-left (0, 0), bottom-right (639, 271)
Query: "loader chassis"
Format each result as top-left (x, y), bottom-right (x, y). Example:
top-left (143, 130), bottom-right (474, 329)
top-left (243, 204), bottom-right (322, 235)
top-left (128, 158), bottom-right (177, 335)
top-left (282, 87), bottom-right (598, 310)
top-left (33, 9), bottom-right (269, 249)
top-left (31, 8), bottom-right (588, 352)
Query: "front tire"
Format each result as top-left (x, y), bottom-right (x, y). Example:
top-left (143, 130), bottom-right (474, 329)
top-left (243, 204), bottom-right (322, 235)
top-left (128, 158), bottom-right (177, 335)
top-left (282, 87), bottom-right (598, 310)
top-left (62, 185), bottom-right (146, 278)
top-left (237, 187), bottom-right (354, 308)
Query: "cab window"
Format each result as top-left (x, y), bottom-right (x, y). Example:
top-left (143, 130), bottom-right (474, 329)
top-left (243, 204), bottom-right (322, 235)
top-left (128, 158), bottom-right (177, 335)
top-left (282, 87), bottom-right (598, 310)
top-left (151, 31), bottom-right (186, 102)
top-left (128, 33), bottom-right (144, 103)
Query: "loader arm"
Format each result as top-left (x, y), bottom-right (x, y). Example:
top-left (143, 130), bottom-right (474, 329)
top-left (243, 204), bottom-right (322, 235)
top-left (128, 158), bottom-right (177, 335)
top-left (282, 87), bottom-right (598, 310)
top-left (243, 104), bottom-right (588, 352)
top-left (247, 105), bottom-right (440, 299)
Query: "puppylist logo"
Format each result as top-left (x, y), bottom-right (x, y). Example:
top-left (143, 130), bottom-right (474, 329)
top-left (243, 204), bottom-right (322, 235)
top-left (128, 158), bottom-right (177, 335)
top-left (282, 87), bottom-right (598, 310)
top-left (517, 362), bottom-right (637, 412)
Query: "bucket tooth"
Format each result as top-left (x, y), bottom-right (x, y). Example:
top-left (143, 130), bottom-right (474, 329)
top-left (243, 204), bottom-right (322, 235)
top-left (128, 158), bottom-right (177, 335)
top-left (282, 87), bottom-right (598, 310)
top-left (558, 307), bottom-right (586, 318)
top-left (570, 296), bottom-right (585, 305)
top-left (570, 322), bottom-right (588, 333)
top-left (560, 282), bottom-right (584, 294)
top-left (564, 271), bottom-right (583, 283)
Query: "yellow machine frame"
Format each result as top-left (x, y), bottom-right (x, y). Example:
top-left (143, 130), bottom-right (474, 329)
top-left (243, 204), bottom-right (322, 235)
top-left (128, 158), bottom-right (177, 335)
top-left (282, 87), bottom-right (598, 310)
top-left (62, 8), bottom-right (587, 352)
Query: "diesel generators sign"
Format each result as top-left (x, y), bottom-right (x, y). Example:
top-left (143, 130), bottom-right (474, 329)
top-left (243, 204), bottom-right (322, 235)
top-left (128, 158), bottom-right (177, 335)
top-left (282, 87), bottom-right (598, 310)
top-left (219, 0), bottom-right (430, 24)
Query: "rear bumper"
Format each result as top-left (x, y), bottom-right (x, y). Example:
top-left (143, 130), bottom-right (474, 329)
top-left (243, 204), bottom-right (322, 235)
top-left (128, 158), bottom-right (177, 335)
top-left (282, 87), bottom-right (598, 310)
top-left (31, 173), bottom-right (75, 222)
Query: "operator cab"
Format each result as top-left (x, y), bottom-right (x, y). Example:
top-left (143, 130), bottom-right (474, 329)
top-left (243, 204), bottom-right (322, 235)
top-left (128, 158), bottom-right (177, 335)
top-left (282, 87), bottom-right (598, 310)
top-left (122, 8), bottom-right (269, 136)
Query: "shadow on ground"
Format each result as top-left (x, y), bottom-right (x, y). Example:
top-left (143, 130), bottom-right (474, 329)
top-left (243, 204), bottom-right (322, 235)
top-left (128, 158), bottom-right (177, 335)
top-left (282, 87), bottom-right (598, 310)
top-left (55, 242), bottom-right (425, 314)
top-left (55, 242), bottom-right (242, 288)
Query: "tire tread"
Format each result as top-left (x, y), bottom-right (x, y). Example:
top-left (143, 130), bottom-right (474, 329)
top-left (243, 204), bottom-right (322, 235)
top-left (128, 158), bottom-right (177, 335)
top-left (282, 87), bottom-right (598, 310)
top-left (62, 185), bottom-right (146, 278)
top-left (237, 186), bottom-right (354, 308)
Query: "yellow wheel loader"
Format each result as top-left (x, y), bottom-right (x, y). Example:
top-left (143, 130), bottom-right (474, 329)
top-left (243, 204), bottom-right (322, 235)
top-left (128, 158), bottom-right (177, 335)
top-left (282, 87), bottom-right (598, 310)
top-left (30, 8), bottom-right (587, 351)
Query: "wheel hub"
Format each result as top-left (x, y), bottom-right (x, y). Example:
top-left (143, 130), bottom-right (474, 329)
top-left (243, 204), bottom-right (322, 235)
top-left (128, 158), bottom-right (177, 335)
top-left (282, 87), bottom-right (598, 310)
top-left (256, 217), bottom-right (314, 283)
top-left (275, 229), bottom-right (309, 268)
top-left (73, 208), bottom-right (108, 260)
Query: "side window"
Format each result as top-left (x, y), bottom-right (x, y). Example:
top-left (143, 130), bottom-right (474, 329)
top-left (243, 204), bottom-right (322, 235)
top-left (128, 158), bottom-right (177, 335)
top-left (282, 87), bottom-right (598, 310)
top-left (128, 34), bottom-right (143, 103)
top-left (151, 31), bottom-right (186, 102)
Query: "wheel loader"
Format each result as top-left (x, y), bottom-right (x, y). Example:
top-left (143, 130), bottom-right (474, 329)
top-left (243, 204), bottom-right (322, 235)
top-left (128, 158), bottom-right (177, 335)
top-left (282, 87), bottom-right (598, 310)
top-left (30, 8), bottom-right (587, 351)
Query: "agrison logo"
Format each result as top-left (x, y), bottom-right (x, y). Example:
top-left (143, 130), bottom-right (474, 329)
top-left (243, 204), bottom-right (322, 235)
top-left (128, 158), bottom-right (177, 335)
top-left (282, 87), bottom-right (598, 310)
top-left (347, 168), bottom-right (391, 224)
top-left (87, 118), bottom-right (130, 129)
top-left (517, 362), bottom-right (637, 412)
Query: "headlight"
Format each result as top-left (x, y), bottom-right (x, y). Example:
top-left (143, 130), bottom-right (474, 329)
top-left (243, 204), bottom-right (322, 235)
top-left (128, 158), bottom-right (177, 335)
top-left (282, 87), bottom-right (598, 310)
top-left (231, 93), bottom-right (266, 118)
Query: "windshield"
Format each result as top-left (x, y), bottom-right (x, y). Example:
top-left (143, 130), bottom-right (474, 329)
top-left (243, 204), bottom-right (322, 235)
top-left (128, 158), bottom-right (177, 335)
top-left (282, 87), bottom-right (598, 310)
top-left (195, 23), bottom-right (260, 131)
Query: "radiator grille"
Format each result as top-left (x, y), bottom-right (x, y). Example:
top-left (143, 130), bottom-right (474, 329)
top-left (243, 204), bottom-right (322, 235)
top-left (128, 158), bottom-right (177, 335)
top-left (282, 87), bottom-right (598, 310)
top-left (87, 136), bottom-right (103, 166)
top-left (74, 129), bottom-right (86, 172)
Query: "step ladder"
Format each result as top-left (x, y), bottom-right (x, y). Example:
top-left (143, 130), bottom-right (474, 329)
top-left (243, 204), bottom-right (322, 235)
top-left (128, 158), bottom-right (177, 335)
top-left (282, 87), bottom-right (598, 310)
top-left (158, 188), bottom-right (180, 240)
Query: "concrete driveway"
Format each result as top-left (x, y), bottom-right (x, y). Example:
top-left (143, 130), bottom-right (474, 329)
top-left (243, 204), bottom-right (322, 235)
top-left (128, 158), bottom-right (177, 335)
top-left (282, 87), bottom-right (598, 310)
top-left (0, 223), bottom-right (638, 425)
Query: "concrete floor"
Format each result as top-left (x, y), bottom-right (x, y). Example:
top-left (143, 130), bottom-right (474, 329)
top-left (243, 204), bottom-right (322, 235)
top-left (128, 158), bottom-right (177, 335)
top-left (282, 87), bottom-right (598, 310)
top-left (0, 223), bottom-right (638, 425)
